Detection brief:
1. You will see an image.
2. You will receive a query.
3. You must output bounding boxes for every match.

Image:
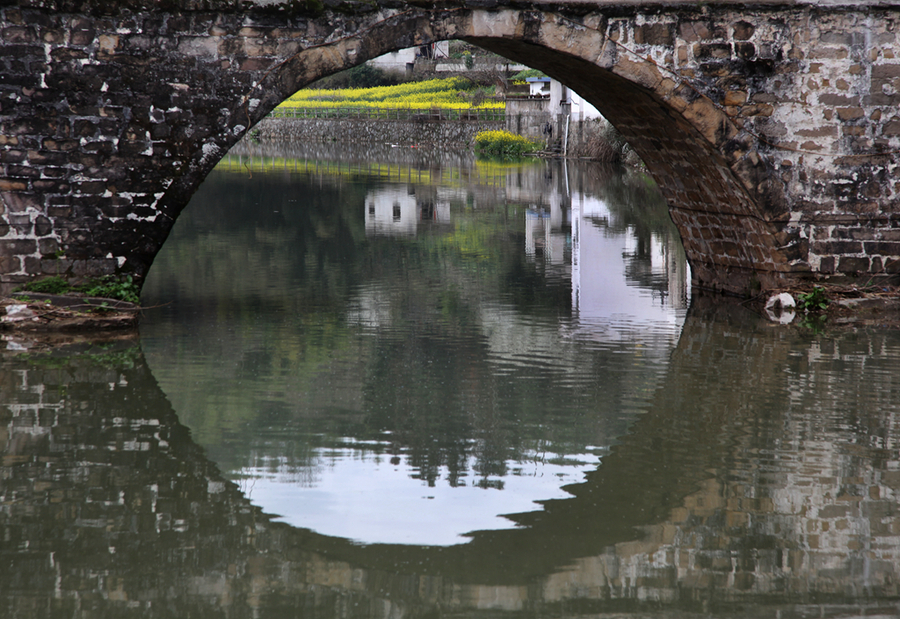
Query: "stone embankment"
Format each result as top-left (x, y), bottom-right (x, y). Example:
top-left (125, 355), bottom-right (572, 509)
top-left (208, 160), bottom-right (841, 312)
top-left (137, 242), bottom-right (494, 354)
top-left (253, 112), bottom-right (610, 156)
top-left (748, 282), bottom-right (900, 327)
top-left (252, 115), bottom-right (503, 146)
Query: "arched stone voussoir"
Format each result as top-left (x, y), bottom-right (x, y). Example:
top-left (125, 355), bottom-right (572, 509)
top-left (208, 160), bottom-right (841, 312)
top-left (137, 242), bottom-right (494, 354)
top-left (268, 12), bottom-right (441, 101)
top-left (602, 48), bottom-right (790, 220)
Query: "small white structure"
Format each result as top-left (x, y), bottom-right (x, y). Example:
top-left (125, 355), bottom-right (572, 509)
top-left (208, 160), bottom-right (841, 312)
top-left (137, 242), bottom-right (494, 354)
top-left (367, 43), bottom-right (450, 75)
top-left (549, 80), bottom-right (602, 120)
top-left (522, 77), bottom-right (602, 119)
top-left (525, 76), bottom-right (551, 97)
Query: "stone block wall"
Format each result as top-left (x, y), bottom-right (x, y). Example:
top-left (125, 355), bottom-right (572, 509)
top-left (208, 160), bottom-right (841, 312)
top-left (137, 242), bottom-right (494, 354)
top-left (506, 98), bottom-right (552, 141)
top-left (252, 115), bottom-right (502, 146)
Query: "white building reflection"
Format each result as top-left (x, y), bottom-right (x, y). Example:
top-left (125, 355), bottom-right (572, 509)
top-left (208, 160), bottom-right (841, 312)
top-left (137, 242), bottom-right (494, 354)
top-left (506, 164), bottom-right (690, 338)
top-left (571, 193), bottom-right (689, 331)
top-left (524, 195), bottom-right (568, 267)
top-left (362, 166), bottom-right (690, 338)
top-left (365, 186), bottom-right (451, 236)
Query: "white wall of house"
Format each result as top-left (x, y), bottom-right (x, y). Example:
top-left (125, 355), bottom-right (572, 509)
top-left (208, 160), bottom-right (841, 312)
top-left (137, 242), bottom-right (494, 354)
top-left (526, 77), bottom-right (551, 97)
top-left (549, 80), bottom-right (602, 120)
top-left (570, 91), bottom-right (603, 120)
top-left (522, 77), bottom-right (603, 121)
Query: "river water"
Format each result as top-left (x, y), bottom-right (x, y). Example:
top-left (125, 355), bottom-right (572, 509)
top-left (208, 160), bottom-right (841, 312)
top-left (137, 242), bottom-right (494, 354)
top-left (2, 141), bottom-right (900, 618)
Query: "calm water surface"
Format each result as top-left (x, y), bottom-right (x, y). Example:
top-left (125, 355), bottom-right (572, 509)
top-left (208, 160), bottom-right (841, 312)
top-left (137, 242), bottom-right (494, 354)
top-left (142, 142), bottom-right (689, 548)
top-left (1, 142), bottom-right (900, 618)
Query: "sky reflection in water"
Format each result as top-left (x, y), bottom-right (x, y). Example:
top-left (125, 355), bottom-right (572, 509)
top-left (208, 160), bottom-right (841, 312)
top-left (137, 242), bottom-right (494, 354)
top-left (238, 447), bottom-right (604, 545)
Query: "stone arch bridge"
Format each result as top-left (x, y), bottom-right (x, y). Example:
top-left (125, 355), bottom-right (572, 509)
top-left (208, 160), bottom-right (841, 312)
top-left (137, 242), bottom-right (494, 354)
top-left (1, 0), bottom-right (899, 295)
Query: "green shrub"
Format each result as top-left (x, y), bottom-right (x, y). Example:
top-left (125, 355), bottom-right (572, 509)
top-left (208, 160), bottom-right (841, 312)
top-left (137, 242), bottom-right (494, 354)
top-left (512, 69), bottom-right (547, 80)
top-left (474, 130), bottom-right (540, 158)
top-left (797, 286), bottom-right (828, 312)
top-left (80, 275), bottom-right (140, 305)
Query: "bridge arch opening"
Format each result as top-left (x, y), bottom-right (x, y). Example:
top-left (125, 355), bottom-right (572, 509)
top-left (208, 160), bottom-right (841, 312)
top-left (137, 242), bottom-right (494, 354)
top-left (179, 9), bottom-right (795, 295)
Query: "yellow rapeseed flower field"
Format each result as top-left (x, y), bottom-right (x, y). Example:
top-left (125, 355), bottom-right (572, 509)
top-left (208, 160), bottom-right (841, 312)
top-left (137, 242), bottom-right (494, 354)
top-left (277, 77), bottom-right (504, 112)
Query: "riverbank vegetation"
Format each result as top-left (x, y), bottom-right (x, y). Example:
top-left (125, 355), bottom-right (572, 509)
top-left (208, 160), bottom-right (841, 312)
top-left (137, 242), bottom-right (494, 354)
top-left (569, 119), bottom-right (637, 166)
top-left (474, 130), bottom-right (541, 158)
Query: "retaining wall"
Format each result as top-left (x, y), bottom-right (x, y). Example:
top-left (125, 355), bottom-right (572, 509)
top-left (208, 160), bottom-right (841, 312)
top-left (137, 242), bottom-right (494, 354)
top-left (253, 116), bottom-right (503, 146)
top-left (255, 113), bottom-right (605, 156)
top-left (506, 102), bottom-right (609, 155)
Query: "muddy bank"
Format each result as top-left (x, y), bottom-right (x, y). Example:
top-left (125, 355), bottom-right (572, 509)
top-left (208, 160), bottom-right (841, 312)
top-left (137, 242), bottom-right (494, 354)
top-left (1, 294), bottom-right (140, 334)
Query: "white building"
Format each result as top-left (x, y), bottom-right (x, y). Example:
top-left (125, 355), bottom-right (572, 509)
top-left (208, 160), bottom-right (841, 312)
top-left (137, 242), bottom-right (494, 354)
top-left (367, 42), bottom-right (450, 75)
top-left (524, 77), bottom-right (602, 119)
top-left (508, 76), bottom-right (605, 143)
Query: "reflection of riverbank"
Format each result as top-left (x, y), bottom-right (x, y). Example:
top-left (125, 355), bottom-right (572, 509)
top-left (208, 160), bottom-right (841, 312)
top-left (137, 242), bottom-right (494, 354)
top-left (349, 152), bottom-right (689, 329)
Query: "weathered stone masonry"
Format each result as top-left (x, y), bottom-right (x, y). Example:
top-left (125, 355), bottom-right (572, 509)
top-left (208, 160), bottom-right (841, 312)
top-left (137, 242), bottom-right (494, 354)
top-left (1, 0), bottom-right (899, 295)
top-left (252, 114), bottom-right (503, 145)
